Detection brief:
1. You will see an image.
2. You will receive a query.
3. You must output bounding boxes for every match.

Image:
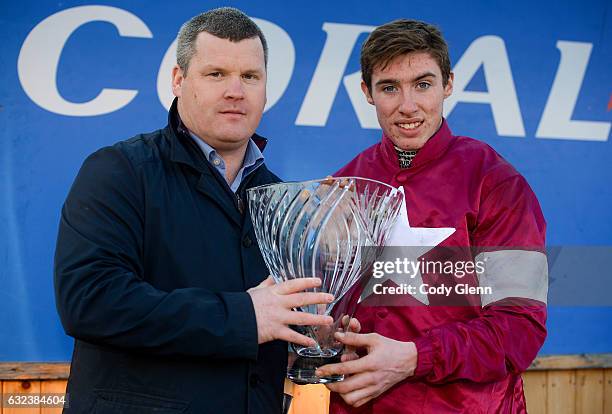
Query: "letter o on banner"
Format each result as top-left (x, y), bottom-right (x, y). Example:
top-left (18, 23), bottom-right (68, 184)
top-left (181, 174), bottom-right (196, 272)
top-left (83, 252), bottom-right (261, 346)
top-left (157, 17), bottom-right (295, 113)
top-left (17, 5), bottom-right (153, 116)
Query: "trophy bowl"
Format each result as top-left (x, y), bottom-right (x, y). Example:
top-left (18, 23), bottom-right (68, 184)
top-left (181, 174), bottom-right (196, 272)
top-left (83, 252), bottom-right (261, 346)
top-left (247, 177), bottom-right (403, 384)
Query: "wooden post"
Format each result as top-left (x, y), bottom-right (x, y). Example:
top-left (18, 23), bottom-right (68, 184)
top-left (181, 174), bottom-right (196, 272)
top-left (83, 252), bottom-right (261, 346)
top-left (289, 384), bottom-right (329, 414)
top-left (40, 381), bottom-right (67, 414)
top-left (547, 370), bottom-right (576, 414)
top-left (523, 371), bottom-right (547, 414)
top-left (2, 380), bottom-right (41, 414)
top-left (575, 369), bottom-right (604, 413)
top-left (604, 370), bottom-right (612, 414)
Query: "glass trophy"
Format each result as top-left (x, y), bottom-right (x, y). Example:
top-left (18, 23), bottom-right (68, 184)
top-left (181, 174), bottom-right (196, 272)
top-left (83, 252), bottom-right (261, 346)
top-left (247, 177), bottom-right (403, 384)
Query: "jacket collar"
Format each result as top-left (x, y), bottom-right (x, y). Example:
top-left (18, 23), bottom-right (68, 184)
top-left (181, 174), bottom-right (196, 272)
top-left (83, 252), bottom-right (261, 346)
top-left (165, 98), bottom-right (271, 228)
top-left (380, 118), bottom-right (456, 172)
top-left (166, 97), bottom-right (269, 173)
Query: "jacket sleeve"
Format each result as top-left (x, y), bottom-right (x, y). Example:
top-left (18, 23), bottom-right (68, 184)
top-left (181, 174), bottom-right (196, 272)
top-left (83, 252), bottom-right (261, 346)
top-left (54, 146), bottom-right (259, 360)
top-left (412, 174), bottom-right (548, 383)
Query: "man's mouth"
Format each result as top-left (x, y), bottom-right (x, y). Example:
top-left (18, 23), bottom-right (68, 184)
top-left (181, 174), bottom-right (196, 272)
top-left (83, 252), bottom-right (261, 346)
top-left (220, 110), bottom-right (246, 115)
top-left (397, 121), bottom-right (423, 130)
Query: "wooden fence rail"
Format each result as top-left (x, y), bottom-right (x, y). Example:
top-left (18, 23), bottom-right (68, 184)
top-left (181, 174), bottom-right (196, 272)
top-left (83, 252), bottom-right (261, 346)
top-left (1, 355), bottom-right (611, 413)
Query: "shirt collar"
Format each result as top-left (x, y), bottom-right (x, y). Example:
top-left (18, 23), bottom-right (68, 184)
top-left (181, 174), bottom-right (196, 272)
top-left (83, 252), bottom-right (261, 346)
top-left (188, 131), bottom-right (265, 169)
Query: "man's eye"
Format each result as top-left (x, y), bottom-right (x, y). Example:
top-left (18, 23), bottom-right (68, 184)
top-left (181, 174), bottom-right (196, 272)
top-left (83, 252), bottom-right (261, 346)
top-left (243, 73), bottom-right (258, 81)
top-left (417, 82), bottom-right (431, 89)
top-left (382, 85), bottom-right (397, 93)
top-left (208, 72), bottom-right (222, 78)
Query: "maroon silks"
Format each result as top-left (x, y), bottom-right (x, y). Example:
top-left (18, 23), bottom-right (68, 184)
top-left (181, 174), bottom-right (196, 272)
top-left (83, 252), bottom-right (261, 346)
top-left (330, 120), bottom-right (547, 414)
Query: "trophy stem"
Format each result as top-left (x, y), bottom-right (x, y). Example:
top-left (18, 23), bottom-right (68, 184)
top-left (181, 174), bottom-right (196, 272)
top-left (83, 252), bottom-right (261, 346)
top-left (287, 352), bottom-right (344, 385)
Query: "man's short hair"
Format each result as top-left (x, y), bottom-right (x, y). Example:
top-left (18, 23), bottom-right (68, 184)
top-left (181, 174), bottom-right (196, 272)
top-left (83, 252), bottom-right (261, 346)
top-left (176, 7), bottom-right (268, 74)
top-left (361, 19), bottom-right (451, 91)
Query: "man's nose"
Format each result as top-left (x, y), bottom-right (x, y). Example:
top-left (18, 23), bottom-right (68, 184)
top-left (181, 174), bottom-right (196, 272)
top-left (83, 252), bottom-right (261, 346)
top-left (398, 90), bottom-right (418, 114)
top-left (224, 76), bottom-right (245, 99)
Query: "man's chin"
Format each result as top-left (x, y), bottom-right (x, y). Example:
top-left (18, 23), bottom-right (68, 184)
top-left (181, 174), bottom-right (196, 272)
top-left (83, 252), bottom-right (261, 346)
top-left (214, 134), bottom-right (252, 151)
top-left (392, 136), bottom-right (428, 151)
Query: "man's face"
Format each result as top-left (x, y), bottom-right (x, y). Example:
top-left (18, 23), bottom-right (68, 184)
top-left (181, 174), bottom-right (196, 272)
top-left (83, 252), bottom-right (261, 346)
top-left (362, 52), bottom-right (453, 151)
top-left (172, 32), bottom-right (266, 153)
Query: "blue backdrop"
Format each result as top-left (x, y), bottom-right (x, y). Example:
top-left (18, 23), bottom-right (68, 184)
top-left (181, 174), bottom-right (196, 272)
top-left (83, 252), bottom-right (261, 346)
top-left (1, 0), bottom-right (611, 360)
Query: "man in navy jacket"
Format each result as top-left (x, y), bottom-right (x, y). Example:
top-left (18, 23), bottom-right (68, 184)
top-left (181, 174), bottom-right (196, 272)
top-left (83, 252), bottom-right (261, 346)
top-left (54, 8), bottom-right (332, 413)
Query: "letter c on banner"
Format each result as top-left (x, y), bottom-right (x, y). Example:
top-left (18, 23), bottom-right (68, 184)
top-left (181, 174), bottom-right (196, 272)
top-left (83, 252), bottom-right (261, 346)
top-left (17, 6), bottom-right (152, 116)
top-left (157, 17), bottom-right (295, 112)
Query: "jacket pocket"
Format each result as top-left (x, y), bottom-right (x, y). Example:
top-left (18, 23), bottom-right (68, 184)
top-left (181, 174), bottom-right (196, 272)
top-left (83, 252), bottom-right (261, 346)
top-left (91, 389), bottom-right (189, 413)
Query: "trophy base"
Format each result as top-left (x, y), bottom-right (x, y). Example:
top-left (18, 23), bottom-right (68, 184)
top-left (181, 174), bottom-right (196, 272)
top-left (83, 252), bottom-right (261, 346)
top-left (287, 353), bottom-right (344, 384)
top-left (288, 371), bottom-right (344, 385)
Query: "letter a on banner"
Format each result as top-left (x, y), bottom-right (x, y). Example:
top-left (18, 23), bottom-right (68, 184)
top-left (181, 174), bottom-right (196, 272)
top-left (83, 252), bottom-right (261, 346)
top-left (444, 36), bottom-right (525, 137)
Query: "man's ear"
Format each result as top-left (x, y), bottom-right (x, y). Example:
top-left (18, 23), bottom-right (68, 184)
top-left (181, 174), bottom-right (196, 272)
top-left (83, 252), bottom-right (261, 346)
top-left (444, 72), bottom-right (454, 99)
top-left (361, 80), bottom-right (374, 105)
top-left (171, 64), bottom-right (184, 98)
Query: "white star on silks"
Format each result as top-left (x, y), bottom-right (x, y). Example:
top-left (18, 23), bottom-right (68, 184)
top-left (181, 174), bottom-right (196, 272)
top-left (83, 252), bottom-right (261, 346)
top-left (360, 186), bottom-right (455, 305)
